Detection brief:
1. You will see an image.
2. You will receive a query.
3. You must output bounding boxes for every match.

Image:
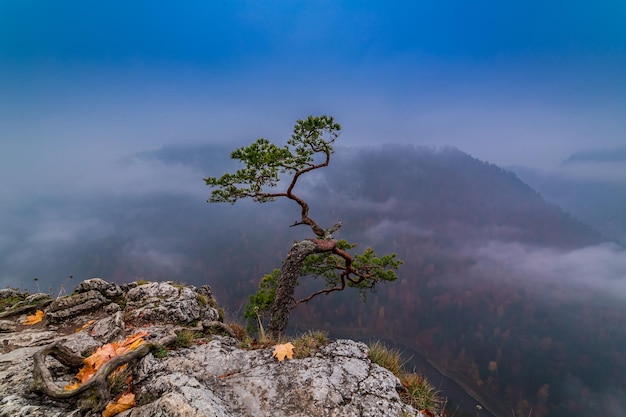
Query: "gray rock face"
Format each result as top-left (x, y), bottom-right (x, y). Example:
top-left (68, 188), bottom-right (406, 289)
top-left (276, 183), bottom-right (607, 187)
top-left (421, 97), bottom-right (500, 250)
top-left (73, 278), bottom-right (124, 299)
top-left (0, 329), bottom-right (101, 417)
top-left (121, 338), bottom-right (421, 417)
top-left (0, 320), bottom-right (16, 332)
top-left (0, 279), bottom-right (421, 417)
top-left (125, 282), bottom-right (219, 324)
top-left (46, 290), bottom-right (109, 323)
top-left (90, 311), bottom-right (125, 342)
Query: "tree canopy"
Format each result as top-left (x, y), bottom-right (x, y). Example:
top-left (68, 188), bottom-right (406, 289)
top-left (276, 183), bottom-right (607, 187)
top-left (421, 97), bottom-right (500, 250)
top-left (204, 115), bottom-right (401, 338)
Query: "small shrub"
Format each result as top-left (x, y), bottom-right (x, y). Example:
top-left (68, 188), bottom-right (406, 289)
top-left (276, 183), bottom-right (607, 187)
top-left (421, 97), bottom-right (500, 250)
top-left (117, 297), bottom-right (127, 310)
top-left (292, 330), bottom-right (329, 359)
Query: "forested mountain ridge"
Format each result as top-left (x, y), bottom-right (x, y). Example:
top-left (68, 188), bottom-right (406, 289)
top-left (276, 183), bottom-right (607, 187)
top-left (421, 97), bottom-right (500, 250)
top-left (317, 144), bottom-right (606, 248)
top-left (2, 144), bottom-right (623, 417)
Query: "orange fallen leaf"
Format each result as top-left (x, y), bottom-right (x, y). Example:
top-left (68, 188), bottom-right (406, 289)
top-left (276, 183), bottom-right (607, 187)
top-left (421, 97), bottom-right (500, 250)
top-left (63, 380), bottom-right (81, 391)
top-left (74, 332), bottom-right (149, 384)
top-left (102, 392), bottom-right (136, 417)
top-left (75, 362), bottom-right (97, 384)
top-left (109, 363), bottom-right (128, 380)
top-left (79, 344), bottom-right (116, 382)
top-left (272, 342), bottom-right (295, 362)
top-left (120, 331), bottom-right (148, 346)
top-left (23, 310), bottom-right (44, 325)
top-left (76, 319), bottom-right (95, 332)
top-left (117, 337), bottom-right (144, 355)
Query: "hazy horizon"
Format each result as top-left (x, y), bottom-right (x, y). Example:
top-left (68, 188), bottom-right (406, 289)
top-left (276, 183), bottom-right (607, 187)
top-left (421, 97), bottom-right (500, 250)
top-left (2, 1), bottom-right (626, 200)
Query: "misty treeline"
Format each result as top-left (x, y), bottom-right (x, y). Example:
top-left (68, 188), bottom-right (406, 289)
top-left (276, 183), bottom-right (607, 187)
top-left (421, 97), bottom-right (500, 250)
top-left (2, 144), bottom-right (624, 417)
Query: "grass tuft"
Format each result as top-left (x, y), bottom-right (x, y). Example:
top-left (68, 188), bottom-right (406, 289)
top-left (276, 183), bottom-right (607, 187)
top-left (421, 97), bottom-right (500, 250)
top-left (368, 341), bottom-right (405, 377)
top-left (292, 330), bottom-right (329, 358)
top-left (174, 329), bottom-right (198, 348)
top-left (401, 372), bottom-right (443, 416)
top-left (228, 322), bottom-right (248, 341)
top-left (368, 341), bottom-right (444, 417)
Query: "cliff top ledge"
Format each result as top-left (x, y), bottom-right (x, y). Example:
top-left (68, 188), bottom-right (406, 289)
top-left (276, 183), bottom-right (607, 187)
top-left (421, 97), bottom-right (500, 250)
top-left (0, 278), bottom-right (424, 417)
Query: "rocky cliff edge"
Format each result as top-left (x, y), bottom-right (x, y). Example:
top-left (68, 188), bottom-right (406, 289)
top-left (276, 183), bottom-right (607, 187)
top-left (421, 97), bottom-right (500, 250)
top-left (0, 278), bottom-right (422, 417)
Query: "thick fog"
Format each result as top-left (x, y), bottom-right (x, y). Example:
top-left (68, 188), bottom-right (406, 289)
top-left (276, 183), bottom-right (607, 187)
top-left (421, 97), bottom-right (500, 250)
top-left (467, 240), bottom-right (626, 300)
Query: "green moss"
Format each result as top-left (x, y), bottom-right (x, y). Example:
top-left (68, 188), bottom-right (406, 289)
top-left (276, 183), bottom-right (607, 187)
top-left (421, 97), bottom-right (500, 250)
top-left (0, 295), bottom-right (24, 311)
top-left (107, 364), bottom-right (132, 396)
top-left (152, 345), bottom-right (168, 359)
top-left (137, 392), bottom-right (156, 406)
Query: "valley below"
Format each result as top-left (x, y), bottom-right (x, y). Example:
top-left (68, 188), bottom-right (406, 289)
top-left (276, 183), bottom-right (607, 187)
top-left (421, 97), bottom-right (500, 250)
top-left (3, 144), bottom-right (625, 417)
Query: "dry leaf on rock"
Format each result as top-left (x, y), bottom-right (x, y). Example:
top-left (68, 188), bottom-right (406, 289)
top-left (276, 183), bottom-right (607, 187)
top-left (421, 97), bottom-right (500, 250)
top-left (63, 380), bottom-right (81, 391)
top-left (273, 342), bottom-right (295, 362)
top-left (76, 319), bottom-right (95, 332)
top-left (78, 344), bottom-right (116, 382)
top-left (73, 332), bottom-right (149, 384)
top-left (102, 392), bottom-right (136, 417)
top-left (23, 310), bottom-right (44, 325)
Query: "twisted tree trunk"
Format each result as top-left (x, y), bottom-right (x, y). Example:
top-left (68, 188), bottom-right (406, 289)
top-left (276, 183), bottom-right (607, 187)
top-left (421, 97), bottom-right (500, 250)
top-left (267, 239), bottom-right (336, 340)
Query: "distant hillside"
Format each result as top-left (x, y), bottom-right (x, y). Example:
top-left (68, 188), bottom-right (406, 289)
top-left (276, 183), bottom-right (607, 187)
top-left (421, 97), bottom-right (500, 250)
top-left (562, 147), bottom-right (626, 164)
top-left (2, 143), bottom-right (623, 417)
top-left (318, 144), bottom-right (605, 249)
top-left (510, 163), bottom-right (626, 245)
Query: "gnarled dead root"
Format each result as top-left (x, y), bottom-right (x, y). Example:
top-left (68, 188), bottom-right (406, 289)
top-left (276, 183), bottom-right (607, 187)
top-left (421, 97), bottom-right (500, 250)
top-left (31, 334), bottom-right (176, 412)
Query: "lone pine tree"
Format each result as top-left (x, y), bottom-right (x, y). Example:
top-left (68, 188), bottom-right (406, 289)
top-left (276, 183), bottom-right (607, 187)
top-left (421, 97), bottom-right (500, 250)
top-left (204, 115), bottom-right (401, 339)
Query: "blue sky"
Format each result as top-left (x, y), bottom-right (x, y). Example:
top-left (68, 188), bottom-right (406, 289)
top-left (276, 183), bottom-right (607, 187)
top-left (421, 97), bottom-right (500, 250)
top-left (1, 0), bottom-right (626, 200)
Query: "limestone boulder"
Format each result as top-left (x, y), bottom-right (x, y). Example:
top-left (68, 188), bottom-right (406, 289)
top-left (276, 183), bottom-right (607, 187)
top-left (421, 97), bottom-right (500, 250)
top-left (122, 338), bottom-right (421, 417)
top-left (46, 290), bottom-right (109, 323)
top-left (125, 282), bottom-right (219, 325)
top-left (73, 278), bottom-right (123, 299)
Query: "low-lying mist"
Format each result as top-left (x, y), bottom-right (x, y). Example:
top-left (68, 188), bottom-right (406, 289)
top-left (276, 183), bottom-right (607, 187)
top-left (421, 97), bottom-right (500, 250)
top-left (2, 143), bottom-right (625, 416)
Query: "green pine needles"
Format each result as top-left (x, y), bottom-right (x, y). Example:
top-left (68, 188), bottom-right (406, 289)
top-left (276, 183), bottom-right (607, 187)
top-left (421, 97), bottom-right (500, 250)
top-left (205, 115), bottom-right (402, 339)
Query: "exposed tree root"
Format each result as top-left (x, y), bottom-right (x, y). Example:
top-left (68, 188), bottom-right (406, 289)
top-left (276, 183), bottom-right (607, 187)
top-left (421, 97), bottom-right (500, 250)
top-left (202, 321), bottom-right (237, 338)
top-left (31, 334), bottom-right (176, 412)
